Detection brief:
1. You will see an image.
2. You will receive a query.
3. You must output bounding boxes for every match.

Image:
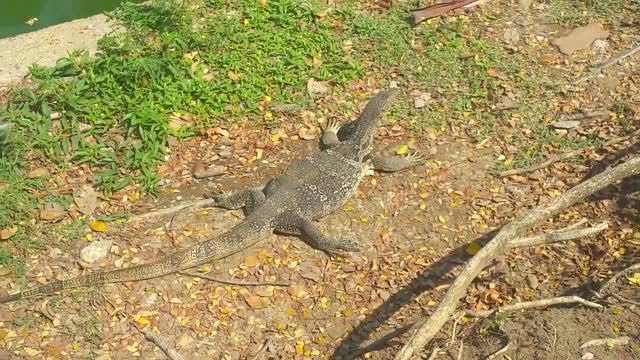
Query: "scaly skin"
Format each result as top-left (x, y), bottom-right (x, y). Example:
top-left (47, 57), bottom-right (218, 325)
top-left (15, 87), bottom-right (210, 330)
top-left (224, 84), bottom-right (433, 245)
top-left (0, 88), bottom-right (410, 304)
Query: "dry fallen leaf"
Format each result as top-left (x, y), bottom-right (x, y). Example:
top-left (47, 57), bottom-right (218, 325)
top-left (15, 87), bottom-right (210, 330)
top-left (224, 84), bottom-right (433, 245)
top-left (90, 221), bottom-right (107, 233)
top-left (245, 295), bottom-right (270, 309)
top-left (0, 226), bottom-right (18, 240)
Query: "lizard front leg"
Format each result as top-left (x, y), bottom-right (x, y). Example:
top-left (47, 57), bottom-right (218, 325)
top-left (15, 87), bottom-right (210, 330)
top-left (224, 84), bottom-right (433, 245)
top-left (370, 151), bottom-right (425, 172)
top-left (205, 189), bottom-right (266, 214)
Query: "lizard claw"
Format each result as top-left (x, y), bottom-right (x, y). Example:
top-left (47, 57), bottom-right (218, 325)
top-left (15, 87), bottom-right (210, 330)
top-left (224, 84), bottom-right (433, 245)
top-left (324, 119), bottom-right (341, 134)
top-left (406, 151), bottom-right (426, 165)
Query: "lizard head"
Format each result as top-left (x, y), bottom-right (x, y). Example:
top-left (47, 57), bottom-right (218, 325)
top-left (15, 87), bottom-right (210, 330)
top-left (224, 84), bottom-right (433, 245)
top-left (349, 88), bottom-right (400, 161)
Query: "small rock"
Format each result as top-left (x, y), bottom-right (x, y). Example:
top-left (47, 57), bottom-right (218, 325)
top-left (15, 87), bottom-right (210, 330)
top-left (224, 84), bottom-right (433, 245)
top-left (581, 353), bottom-right (594, 360)
top-left (49, 248), bottom-right (62, 258)
top-left (307, 78), bottom-right (331, 99)
top-left (389, 80), bottom-right (399, 88)
top-left (80, 240), bottom-right (113, 263)
top-left (550, 120), bottom-right (581, 129)
top-left (526, 274), bottom-right (539, 289)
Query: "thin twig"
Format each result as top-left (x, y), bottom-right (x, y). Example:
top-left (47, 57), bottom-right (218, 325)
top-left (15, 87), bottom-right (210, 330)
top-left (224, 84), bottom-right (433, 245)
top-left (132, 198), bottom-right (217, 221)
top-left (507, 222), bottom-right (608, 248)
top-left (454, 296), bottom-right (603, 319)
top-left (609, 293), bottom-right (640, 306)
top-left (573, 43), bottom-right (640, 84)
top-left (427, 347), bottom-right (440, 360)
top-left (579, 336), bottom-right (630, 349)
top-left (250, 339), bottom-right (272, 360)
top-left (394, 157), bottom-right (640, 360)
top-left (486, 338), bottom-right (511, 360)
top-left (142, 329), bottom-right (186, 360)
top-left (499, 128), bottom-right (640, 177)
top-left (179, 271), bottom-right (290, 287)
top-left (598, 263), bottom-right (640, 296)
top-left (456, 340), bottom-right (464, 360)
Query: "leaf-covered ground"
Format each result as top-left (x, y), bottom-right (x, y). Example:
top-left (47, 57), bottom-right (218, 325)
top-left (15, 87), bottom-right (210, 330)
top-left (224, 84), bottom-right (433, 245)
top-left (0, 0), bottom-right (638, 359)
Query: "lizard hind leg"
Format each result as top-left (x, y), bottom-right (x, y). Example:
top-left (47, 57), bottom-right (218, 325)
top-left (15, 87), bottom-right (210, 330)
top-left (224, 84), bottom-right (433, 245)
top-left (278, 213), bottom-right (365, 254)
top-left (370, 151), bottom-right (426, 172)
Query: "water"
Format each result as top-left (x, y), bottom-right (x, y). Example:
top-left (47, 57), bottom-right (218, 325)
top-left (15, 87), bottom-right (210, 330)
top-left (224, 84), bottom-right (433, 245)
top-left (0, 0), bottom-right (130, 39)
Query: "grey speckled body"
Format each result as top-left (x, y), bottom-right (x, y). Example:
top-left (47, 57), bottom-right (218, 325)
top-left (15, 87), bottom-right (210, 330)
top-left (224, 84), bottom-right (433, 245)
top-left (0, 88), bottom-right (423, 303)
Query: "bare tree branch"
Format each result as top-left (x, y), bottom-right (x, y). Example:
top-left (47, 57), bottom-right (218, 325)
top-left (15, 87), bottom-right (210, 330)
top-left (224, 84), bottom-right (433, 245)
top-left (580, 336), bottom-right (630, 349)
top-left (394, 156), bottom-right (640, 360)
top-left (141, 329), bottom-right (185, 360)
top-left (499, 129), bottom-right (640, 177)
top-left (598, 262), bottom-right (640, 296)
top-left (573, 43), bottom-right (640, 84)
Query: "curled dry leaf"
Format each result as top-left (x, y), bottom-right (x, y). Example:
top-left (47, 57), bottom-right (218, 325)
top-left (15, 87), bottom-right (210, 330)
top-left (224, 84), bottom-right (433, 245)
top-left (40, 204), bottom-right (66, 221)
top-left (298, 127), bottom-right (317, 140)
top-left (0, 226), bottom-right (18, 240)
top-left (245, 295), bottom-right (270, 309)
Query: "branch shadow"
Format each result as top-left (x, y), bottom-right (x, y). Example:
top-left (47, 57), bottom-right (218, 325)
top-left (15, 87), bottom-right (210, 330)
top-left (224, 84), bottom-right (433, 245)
top-left (331, 229), bottom-right (499, 360)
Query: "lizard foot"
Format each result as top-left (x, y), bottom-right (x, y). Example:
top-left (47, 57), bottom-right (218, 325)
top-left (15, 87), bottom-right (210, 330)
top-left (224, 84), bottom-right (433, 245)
top-left (316, 238), bottom-right (367, 257)
top-left (406, 151), bottom-right (426, 166)
top-left (324, 118), bottom-right (341, 134)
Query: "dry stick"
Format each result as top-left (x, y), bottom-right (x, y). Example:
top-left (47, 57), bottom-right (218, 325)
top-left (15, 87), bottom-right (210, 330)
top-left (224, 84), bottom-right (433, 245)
top-left (132, 198), bottom-right (217, 221)
top-left (394, 156), bottom-right (640, 360)
top-left (141, 328), bottom-right (186, 360)
top-left (573, 43), bottom-right (640, 84)
top-left (179, 271), bottom-right (290, 287)
top-left (454, 296), bottom-right (603, 319)
top-left (598, 262), bottom-right (640, 296)
top-left (500, 128), bottom-right (640, 177)
top-left (609, 293), bottom-right (640, 307)
top-left (250, 339), bottom-right (272, 360)
top-left (579, 336), bottom-right (630, 349)
top-left (507, 222), bottom-right (608, 248)
top-left (351, 223), bottom-right (608, 358)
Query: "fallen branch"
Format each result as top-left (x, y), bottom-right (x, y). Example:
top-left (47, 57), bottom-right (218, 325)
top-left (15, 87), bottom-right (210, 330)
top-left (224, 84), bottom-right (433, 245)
top-left (573, 43), bottom-right (640, 84)
top-left (394, 156), bottom-right (640, 360)
top-left (142, 328), bottom-right (185, 360)
top-left (455, 296), bottom-right (603, 319)
top-left (579, 336), bottom-right (630, 349)
top-left (507, 222), bottom-right (608, 248)
top-left (179, 271), bottom-right (290, 287)
top-left (598, 262), bottom-right (640, 296)
top-left (609, 293), bottom-right (640, 307)
top-left (411, 0), bottom-right (478, 25)
top-left (131, 198), bottom-right (216, 221)
top-left (499, 128), bottom-right (640, 177)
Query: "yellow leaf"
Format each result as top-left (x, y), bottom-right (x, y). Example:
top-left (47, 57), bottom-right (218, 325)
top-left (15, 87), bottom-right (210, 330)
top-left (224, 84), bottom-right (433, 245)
top-left (344, 205), bottom-right (354, 212)
top-left (612, 308), bottom-right (622, 315)
top-left (72, 344), bottom-right (80, 351)
top-left (25, 17), bottom-right (38, 26)
top-left (86, 233), bottom-right (93, 241)
top-left (395, 144), bottom-right (409, 155)
top-left (0, 330), bottom-right (7, 340)
top-left (627, 273), bottom-right (640, 286)
top-left (243, 255), bottom-right (259, 268)
top-left (503, 158), bottom-right (513, 166)
top-left (264, 95), bottom-right (272, 102)
top-left (295, 341), bottom-right (304, 355)
top-left (438, 215), bottom-right (446, 224)
top-left (90, 221), bottom-right (107, 232)
top-left (360, 217), bottom-right (369, 223)
top-left (466, 243), bottom-right (481, 255)
top-left (136, 316), bottom-right (150, 325)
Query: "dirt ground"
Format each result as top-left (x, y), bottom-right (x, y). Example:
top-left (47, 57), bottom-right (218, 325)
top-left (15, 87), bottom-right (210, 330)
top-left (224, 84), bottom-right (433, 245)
top-left (0, 1), bottom-right (639, 360)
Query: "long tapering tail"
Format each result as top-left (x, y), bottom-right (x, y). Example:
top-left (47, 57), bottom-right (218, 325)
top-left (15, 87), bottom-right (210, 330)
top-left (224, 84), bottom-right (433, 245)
top-left (0, 218), bottom-right (270, 303)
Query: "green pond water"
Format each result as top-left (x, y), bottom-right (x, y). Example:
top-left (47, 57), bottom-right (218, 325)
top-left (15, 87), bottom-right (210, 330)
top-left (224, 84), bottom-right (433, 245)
top-left (0, 0), bottom-right (131, 39)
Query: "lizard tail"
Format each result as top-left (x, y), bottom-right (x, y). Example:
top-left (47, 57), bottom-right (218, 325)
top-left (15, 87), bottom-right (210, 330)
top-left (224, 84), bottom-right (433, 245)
top-left (0, 218), bottom-right (270, 303)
